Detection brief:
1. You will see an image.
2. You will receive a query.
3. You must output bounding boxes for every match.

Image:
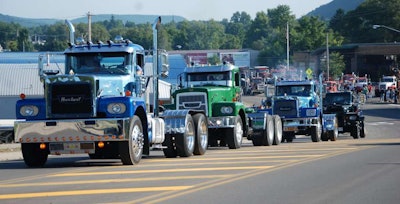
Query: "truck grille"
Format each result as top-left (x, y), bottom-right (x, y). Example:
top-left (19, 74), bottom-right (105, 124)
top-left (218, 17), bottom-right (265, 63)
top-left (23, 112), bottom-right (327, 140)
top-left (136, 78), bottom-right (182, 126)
top-left (177, 92), bottom-right (208, 115)
top-left (49, 82), bottom-right (94, 118)
top-left (274, 100), bottom-right (298, 117)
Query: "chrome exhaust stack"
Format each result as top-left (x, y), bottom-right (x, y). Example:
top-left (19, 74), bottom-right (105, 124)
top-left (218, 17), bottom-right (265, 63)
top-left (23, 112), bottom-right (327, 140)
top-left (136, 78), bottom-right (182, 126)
top-left (65, 19), bottom-right (75, 45)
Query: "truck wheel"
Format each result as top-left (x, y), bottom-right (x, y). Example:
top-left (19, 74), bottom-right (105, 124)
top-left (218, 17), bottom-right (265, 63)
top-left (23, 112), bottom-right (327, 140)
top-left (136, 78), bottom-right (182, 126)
top-left (360, 121), bottom-right (366, 138)
top-left (176, 114), bottom-right (195, 157)
top-left (272, 115), bottom-right (282, 145)
top-left (162, 134), bottom-right (177, 158)
top-left (228, 116), bottom-right (243, 149)
top-left (351, 123), bottom-right (360, 139)
top-left (252, 115), bottom-right (273, 146)
top-left (282, 132), bottom-right (294, 143)
top-left (329, 118), bottom-right (339, 141)
top-left (321, 132), bottom-right (329, 141)
top-left (22, 143), bottom-right (48, 167)
top-left (120, 115), bottom-right (144, 165)
top-left (193, 113), bottom-right (208, 155)
top-left (311, 118), bottom-right (322, 142)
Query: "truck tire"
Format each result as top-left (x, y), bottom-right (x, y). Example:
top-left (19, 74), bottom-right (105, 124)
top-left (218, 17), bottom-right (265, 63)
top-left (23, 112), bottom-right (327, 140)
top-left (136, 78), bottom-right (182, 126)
top-left (252, 115), bottom-right (274, 146)
top-left (321, 132), bottom-right (329, 141)
top-left (120, 115), bottom-right (144, 165)
top-left (272, 115), bottom-right (282, 145)
top-left (193, 113), bottom-right (208, 155)
top-left (282, 132), bottom-right (294, 143)
top-left (311, 118), bottom-right (322, 142)
top-left (227, 116), bottom-right (243, 149)
top-left (162, 134), bottom-right (177, 158)
top-left (329, 117), bottom-right (339, 141)
top-left (176, 114), bottom-right (195, 157)
top-left (22, 143), bottom-right (48, 167)
top-left (360, 121), bottom-right (366, 138)
top-left (351, 123), bottom-right (360, 139)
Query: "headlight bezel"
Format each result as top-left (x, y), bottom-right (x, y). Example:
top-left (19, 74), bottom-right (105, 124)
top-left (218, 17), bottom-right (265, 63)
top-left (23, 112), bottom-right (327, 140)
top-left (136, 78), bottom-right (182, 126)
top-left (107, 103), bottom-right (126, 114)
top-left (220, 106), bottom-right (233, 114)
top-left (20, 105), bottom-right (39, 117)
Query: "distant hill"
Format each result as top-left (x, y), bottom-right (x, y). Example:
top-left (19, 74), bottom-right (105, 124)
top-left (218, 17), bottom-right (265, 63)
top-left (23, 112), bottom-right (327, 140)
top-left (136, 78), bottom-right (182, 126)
top-left (307, 0), bottom-right (366, 20)
top-left (0, 14), bottom-right (186, 27)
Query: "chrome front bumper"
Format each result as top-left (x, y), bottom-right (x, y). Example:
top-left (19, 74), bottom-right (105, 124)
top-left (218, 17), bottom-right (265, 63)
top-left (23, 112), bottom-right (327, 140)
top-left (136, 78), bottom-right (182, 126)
top-left (208, 116), bottom-right (236, 129)
top-left (14, 118), bottom-right (130, 143)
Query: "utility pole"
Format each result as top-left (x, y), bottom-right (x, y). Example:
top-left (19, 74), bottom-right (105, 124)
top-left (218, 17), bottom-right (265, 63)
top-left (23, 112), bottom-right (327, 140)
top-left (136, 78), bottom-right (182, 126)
top-left (87, 12), bottom-right (93, 42)
top-left (326, 33), bottom-right (330, 81)
top-left (286, 22), bottom-right (290, 71)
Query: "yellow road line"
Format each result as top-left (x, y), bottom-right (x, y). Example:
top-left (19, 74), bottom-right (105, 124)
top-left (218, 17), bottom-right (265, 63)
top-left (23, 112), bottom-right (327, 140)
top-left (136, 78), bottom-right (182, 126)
top-left (136, 159), bottom-right (301, 167)
top-left (144, 154), bottom-right (324, 162)
top-left (49, 166), bottom-right (274, 177)
top-left (0, 186), bottom-right (192, 200)
top-left (211, 147), bottom-right (358, 154)
top-left (0, 175), bottom-right (234, 188)
top-left (134, 146), bottom-right (369, 204)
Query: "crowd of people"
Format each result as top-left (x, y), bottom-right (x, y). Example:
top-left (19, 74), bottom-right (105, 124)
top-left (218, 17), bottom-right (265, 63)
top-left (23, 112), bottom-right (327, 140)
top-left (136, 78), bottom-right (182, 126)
top-left (379, 86), bottom-right (399, 104)
top-left (343, 83), bottom-right (399, 104)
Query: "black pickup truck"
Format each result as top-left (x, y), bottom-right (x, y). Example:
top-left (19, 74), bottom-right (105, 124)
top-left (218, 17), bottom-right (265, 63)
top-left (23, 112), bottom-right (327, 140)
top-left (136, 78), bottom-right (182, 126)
top-left (323, 91), bottom-right (365, 139)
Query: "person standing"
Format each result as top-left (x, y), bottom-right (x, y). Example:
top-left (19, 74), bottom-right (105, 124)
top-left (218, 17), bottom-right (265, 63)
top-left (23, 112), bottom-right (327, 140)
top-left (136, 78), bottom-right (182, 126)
top-left (380, 88), bottom-right (385, 102)
top-left (394, 88), bottom-right (399, 104)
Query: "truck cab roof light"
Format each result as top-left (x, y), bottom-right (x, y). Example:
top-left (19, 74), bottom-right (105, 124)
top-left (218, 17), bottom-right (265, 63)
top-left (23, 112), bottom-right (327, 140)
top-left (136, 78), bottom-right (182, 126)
top-left (97, 41), bottom-right (103, 48)
top-left (107, 40), bottom-right (113, 47)
top-left (114, 35), bottom-right (124, 43)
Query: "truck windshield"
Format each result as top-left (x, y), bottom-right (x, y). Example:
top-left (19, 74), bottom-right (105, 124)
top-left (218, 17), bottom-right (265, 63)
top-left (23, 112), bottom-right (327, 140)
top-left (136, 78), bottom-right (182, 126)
top-left (187, 71), bottom-right (231, 87)
top-left (382, 78), bottom-right (394, 82)
top-left (324, 93), bottom-right (351, 105)
top-left (276, 85), bottom-right (312, 96)
top-left (66, 52), bottom-right (132, 75)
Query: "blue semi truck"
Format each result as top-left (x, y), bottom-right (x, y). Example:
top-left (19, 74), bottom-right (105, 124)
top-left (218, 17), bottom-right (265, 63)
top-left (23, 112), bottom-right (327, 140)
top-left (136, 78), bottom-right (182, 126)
top-left (14, 17), bottom-right (208, 167)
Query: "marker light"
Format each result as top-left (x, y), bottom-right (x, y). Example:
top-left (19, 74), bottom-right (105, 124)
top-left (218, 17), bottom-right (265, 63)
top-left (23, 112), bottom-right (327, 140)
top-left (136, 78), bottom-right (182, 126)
top-left (98, 141), bottom-right (105, 148)
top-left (40, 143), bottom-right (46, 150)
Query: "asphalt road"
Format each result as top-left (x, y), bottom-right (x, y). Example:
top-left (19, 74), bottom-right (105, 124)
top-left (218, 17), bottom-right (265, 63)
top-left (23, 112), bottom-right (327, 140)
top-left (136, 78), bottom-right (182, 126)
top-left (0, 96), bottom-right (399, 204)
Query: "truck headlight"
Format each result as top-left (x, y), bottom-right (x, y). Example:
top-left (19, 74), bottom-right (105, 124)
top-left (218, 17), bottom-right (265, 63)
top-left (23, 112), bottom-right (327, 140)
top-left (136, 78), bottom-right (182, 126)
top-left (349, 115), bottom-right (357, 120)
top-left (107, 103), bottom-right (126, 114)
top-left (20, 105), bottom-right (39, 116)
top-left (221, 106), bottom-right (233, 114)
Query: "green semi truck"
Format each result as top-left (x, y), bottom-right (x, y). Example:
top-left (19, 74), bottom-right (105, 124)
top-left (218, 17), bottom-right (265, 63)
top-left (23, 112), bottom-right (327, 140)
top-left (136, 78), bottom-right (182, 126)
top-left (167, 62), bottom-right (282, 148)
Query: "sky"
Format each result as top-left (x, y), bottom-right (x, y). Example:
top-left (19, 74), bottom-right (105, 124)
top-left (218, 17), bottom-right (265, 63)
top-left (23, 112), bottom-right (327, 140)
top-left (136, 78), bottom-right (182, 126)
top-left (0, 0), bottom-right (332, 21)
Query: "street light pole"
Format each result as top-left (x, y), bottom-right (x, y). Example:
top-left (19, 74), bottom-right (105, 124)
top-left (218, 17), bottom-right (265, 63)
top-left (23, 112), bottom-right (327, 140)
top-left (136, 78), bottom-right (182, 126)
top-left (373, 24), bottom-right (400, 33)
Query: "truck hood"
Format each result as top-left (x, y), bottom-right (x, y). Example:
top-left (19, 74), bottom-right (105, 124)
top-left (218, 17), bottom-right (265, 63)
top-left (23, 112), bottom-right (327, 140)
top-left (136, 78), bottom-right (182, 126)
top-left (275, 95), bottom-right (315, 108)
top-left (174, 86), bottom-right (236, 102)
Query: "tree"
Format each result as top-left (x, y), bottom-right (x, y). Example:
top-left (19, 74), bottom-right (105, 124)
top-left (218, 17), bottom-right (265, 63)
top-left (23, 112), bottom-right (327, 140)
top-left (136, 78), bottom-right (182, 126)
top-left (224, 11), bottom-right (252, 48)
top-left (17, 28), bottom-right (34, 52)
top-left (254, 5), bottom-right (297, 67)
top-left (335, 0), bottom-right (400, 43)
top-left (244, 11), bottom-right (269, 49)
top-left (102, 15), bottom-right (124, 30)
top-left (293, 16), bottom-right (329, 51)
top-left (320, 51), bottom-right (345, 80)
top-left (208, 54), bottom-right (220, 65)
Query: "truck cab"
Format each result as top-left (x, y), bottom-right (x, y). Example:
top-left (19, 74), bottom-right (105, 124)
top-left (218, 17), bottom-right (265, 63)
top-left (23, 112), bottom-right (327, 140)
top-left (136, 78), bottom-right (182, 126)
top-left (14, 18), bottom-right (208, 167)
top-left (323, 91), bottom-right (365, 139)
top-left (267, 77), bottom-right (337, 143)
top-left (170, 62), bottom-right (247, 149)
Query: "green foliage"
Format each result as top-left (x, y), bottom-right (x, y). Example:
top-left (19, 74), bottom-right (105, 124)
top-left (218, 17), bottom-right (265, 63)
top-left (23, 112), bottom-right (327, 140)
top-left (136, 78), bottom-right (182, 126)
top-left (0, 0), bottom-right (398, 75)
top-left (208, 54), bottom-right (221, 65)
top-left (331, 0), bottom-right (400, 43)
top-left (320, 52), bottom-right (346, 79)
